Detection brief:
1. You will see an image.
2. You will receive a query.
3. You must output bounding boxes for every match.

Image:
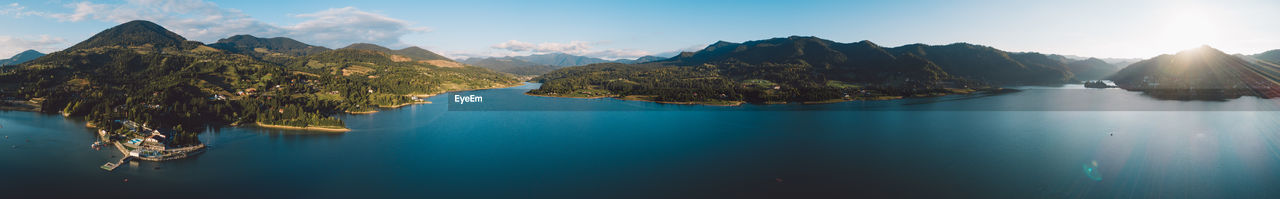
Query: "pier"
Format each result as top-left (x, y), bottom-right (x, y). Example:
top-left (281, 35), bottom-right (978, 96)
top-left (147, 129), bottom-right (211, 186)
top-left (100, 156), bottom-right (131, 171)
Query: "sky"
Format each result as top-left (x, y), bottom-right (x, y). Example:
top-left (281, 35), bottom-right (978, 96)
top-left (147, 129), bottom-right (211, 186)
top-left (0, 0), bottom-right (1278, 60)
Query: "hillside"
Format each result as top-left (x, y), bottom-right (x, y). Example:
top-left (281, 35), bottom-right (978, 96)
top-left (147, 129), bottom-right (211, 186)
top-left (1109, 46), bottom-right (1280, 99)
top-left (0, 20), bottom-right (518, 146)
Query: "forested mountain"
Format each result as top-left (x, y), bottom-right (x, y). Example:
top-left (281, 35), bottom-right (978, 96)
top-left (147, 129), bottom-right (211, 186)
top-left (64, 20), bottom-right (199, 51)
top-left (340, 43), bottom-right (451, 61)
top-left (460, 57), bottom-right (556, 75)
top-left (210, 35), bottom-right (330, 56)
top-left (0, 20), bottom-right (517, 146)
top-left (208, 35), bottom-right (331, 64)
top-left (529, 36), bottom-right (1126, 104)
top-left (0, 50), bottom-right (44, 66)
top-left (394, 46), bottom-right (451, 61)
top-left (883, 43), bottom-right (1073, 84)
top-left (531, 36), bottom-right (988, 104)
top-left (1109, 46), bottom-right (1280, 99)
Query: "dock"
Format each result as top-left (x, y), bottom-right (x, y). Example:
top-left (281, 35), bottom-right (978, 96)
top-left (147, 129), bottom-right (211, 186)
top-left (100, 156), bottom-right (130, 171)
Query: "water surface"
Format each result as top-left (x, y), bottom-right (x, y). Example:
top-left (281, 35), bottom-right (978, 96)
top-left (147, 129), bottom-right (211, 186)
top-left (2, 83), bottom-right (1279, 198)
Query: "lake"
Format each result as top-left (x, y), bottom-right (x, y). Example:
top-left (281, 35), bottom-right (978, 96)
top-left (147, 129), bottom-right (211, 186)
top-left (2, 83), bottom-right (1279, 198)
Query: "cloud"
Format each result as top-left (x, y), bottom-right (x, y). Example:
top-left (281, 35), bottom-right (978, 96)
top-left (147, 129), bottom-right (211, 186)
top-left (492, 40), bottom-right (593, 54)
top-left (0, 2), bottom-right (48, 18)
top-left (488, 40), bottom-right (654, 60)
top-left (284, 7), bottom-right (430, 47)
top-left (25, 1), bottom-right (427, 48)
top-left (0, 35), bottom-right (68, 57)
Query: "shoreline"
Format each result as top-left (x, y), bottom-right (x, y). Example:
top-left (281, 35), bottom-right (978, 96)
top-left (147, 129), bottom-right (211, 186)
top-left (523, 88), bottom-right (1012, 106)
top-left (410, 82), bottom-right (527, 98)
top-left (0, 100), bottom-right (41, 112)
top-left (378, 101), bottom-right (431, 108)
top-left (347, 82), bottom-right (527, 114)
top-left (253, 122), bottom-right (351, 132)
top-left (524, 93), bottom-right (745, 106)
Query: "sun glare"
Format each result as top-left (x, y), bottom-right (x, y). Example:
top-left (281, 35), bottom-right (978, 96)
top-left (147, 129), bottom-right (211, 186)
top-left (1157, 5), bottom-right (1220, 52)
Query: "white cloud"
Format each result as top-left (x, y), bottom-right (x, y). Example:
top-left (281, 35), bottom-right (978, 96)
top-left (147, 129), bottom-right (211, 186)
top-left (0, 35), bottom-right (68, 57)
top-left (492, 40), bottom-right (593, 54)
top-left (284, 7), bottom-right (430, 47)
top-left (488, 40), bottom-right (655, 60)
top-left (0, 2), bottom-right (48, 18)
top-left (27, 1), bottom-right (428, 48)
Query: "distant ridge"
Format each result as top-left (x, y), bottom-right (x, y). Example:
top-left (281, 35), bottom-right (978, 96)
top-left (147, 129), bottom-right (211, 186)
top-left (463, 53), bottom-right (671, 75)
top-left (1252, 49), bottom-right (1280, 64)
top-left (209, 35), bottom-right (330, 57)
top-left (0, 50), bottom-right (45, 66)
top-left (340, 43), bottom-right (452, 61)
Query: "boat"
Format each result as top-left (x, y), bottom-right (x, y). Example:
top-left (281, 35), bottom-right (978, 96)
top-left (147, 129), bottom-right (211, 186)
top-left (91, 141), bottom-right (102, 150)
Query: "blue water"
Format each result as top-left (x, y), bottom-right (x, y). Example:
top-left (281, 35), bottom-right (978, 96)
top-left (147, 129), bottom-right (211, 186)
top-left (2, 83), bottom-right (1279, 198)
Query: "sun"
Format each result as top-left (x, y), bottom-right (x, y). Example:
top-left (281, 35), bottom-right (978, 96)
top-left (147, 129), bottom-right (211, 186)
top-left (1156, 5), bottom-right (1221, 51)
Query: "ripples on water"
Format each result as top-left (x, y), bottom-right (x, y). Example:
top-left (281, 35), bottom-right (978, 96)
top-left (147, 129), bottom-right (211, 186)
top-left (1, 83), bottom-right (1279, 198)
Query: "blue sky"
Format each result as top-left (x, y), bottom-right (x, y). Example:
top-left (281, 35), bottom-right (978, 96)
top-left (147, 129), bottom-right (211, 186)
top-left (1, 0), bottom-right (1278, 60)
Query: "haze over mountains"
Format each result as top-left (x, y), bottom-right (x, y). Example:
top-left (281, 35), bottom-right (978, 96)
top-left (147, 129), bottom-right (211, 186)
top-left (461, 53), bottom-right (668, 75)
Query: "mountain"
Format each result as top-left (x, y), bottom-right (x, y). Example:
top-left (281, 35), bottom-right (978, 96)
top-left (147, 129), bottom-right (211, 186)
top-left (615, 55), bottom-right (668, 64)
top-left (1109, 46), bottom-right (1280, 99)
top-left (531, 36), bottom-right (989, 104)
top-left (1252, 49), bottom-right (1280, 64)
top-left (208, 35), bottom-right (330, 64)
top-left (460, 57), bottom-right (556, 76)
top-left (0, 20), bottom-right (517, 147)
top-left (1065, 58), bottom-right (1119, 80)
top-left (209, 35), bottom-right (330, 57)
top-left (0, 50), bottom-right (44, 66)
top-left (64, 20), bottom-right (199, 51)
top-left (884, 43), bottom-right (1072, 84)
top-left (516, 53), bottom-right (613, 66)
top-left (340, 43), bottom-right (451, 61)
top-left (394, 46), bottom-right (451, 61)
top-left (462, 53), bottom-right (647, 75)
top-left (661, 37), bottom-right (1074, 84)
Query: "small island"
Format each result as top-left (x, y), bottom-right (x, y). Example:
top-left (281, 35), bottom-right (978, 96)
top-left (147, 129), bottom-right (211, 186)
top-left (1083, 80), bottom-right (1115, 88)
top-left (95, 120), bottom-right (206, 171)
